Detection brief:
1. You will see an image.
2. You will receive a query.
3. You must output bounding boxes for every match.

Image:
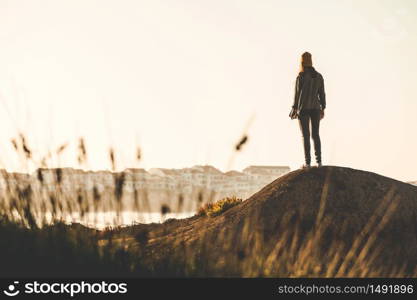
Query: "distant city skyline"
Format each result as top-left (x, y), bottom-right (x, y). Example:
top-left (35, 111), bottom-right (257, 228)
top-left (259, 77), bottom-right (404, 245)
top-left (0, 164), bottom-right (291, 215)
top-left (0, 0), bottom-right (416, 182)
top-left (1, 163), bottom-right (415, 227)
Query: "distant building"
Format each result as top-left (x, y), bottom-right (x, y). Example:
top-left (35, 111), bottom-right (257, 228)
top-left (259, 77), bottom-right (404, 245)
top-left (0, 165), bottom-right (291, 212)
top-left (242, 165), bottom-right (290, 176)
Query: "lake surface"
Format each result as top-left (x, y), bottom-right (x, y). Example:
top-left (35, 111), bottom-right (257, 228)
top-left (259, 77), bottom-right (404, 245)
top-left (54, 211), bottom-right (196, 229)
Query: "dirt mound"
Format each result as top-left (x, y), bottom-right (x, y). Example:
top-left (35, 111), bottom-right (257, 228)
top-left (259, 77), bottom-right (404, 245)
top-left (134, 166), bottom-right (417, 276)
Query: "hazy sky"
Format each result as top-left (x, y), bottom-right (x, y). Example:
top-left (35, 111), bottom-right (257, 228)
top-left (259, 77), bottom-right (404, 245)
top-left (0, 0), bottom-right (416, 181)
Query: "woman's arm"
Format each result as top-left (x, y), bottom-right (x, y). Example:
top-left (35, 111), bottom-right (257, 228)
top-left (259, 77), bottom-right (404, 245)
top-left (318, 75), bottom-right (326, 110)
top-left (292, 75), bottom-right (301, 109)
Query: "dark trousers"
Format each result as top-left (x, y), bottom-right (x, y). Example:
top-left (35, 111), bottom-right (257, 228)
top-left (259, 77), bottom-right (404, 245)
top-left (298, 109), bottom-right (321, 164)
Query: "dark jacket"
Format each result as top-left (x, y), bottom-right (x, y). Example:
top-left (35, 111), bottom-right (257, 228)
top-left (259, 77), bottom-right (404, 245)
top-left (292, 66), bottom-right (326, 111)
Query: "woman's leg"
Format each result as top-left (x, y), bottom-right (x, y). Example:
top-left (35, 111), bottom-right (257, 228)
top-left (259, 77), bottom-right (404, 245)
top-left (298, 111), bottom-right (311, 165)
top-left (311, 109), bottom-right (322, 164)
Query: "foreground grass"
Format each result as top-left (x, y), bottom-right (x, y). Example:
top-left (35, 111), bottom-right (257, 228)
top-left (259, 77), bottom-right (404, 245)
top-left (0, 217), bottom-right (134, 277)
top-left (1, 135), bottom-right (416, 277)
top-left (1, 207), bottom-right (415, 278)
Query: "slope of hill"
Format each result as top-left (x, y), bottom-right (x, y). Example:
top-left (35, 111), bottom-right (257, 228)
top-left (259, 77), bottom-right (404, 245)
top-left (2, 166), bottom-right (416, 277)
top-left (122, 166), bottom-right (417, 277)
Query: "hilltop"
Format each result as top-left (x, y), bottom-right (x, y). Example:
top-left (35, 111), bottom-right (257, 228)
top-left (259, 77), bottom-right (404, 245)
top-left (116, 166), bottom-right (417, 277)
top-left (2, 166), bottom-right (416, 277)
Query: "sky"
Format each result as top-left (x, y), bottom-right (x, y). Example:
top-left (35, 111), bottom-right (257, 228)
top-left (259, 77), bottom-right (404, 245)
top-left (0, 0), bottom-right (416, 181)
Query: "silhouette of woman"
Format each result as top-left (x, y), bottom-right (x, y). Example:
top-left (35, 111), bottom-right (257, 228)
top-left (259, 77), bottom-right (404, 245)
top-left (290, 52), bottom-right (326, 168)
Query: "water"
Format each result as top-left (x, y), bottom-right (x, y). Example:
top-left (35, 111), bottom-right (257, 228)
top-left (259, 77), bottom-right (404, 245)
top-left (51, 211), bottom-right (195, 229)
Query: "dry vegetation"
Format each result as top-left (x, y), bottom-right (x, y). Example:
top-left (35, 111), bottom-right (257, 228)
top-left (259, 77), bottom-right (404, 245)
top-left (0, 133), bottom-right (416, 277)
top-left (197, 196), bottom-right (243, 217)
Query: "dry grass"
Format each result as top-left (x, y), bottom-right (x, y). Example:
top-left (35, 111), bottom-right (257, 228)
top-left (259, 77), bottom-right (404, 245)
top-left (0, 133), bottom-right (416, 278)
top-left (197, 196), bottom-right (243, 217)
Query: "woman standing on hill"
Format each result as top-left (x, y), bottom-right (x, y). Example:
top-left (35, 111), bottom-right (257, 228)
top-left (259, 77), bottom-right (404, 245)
top-left (290, 52), bottom-right (326, 168)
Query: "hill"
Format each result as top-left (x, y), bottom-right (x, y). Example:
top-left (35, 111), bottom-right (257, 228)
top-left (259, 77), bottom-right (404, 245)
top-left (2, 166), bottom-right (416, 277)
top-left (119, 166), bottom-right (417, 277)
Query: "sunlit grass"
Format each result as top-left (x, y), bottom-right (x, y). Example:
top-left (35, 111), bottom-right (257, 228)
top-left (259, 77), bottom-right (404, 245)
top-left (0, 132), bottom-right (416, 278)
top-left (197, 196), bottom-right (243, 217)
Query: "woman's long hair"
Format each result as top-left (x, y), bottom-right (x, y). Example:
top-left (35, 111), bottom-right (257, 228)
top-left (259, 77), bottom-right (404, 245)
top-left (299, 51), bottom-right (313, 73)
top-left (299, 51), bottom-right (317, 78)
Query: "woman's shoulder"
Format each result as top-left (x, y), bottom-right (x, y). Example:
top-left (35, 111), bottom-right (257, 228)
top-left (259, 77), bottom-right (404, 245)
top-left (309, 69), bottom-right (324, 79)
top-left (313, 67), bottom-right (323, 77)
top-left (298, 68), bottom-right (323, 77)
top-left (316, 71), bottom-right (324, 80)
